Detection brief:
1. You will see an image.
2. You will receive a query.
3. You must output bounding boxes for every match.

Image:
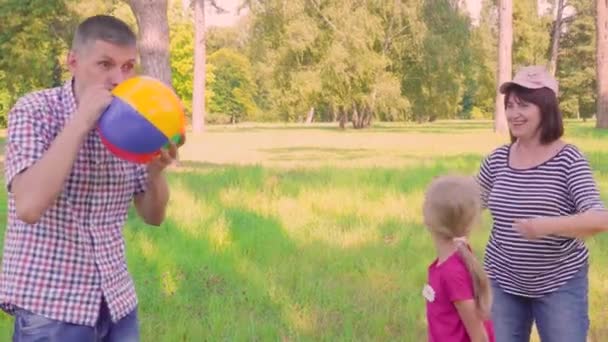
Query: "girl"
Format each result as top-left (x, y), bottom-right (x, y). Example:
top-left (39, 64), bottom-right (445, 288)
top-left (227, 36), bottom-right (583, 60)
top-left (422, 175), bottom-right (495, 342)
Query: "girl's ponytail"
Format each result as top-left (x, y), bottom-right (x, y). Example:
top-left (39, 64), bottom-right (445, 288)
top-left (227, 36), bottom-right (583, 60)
top-left (455, 240), bottom-right (492, 319)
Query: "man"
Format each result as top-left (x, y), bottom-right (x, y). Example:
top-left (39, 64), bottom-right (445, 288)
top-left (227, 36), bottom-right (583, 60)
top-left (1, 15), bottom-right (176, 341)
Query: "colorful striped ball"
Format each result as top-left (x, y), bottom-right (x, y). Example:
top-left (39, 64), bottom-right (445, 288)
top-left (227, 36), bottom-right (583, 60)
top-left (97, 76), bottom-right (186, 164)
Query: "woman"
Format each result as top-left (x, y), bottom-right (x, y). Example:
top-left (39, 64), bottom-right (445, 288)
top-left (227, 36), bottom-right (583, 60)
top-left (475, 65), bottom-right (605, 342)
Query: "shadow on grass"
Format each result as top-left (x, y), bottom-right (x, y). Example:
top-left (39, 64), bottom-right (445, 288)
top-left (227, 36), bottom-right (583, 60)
top-left (259, 147), bottom-right (375, 162)
top-left (172, 153), bottom-right (485, 198)
top-left (124, 211), bottom-right (297, 340)
top-left (175, 160), bottom-right (229, 170)
top-left (123, 155), bottom-right (495, 340)
top-left (4, 147), bottom-right (605, 340)
top-left (206, 122), bottom-right (494, 134)
top-left (126, 149), bottom-right (608, 340)
top-left (363, 122), bottom-right (494, 134)
top-left (260, 147), bottom-right (371, 154)
top-left (206, 125), bottom-right (348, 133)
top-left (127, 205), bottom-right (433, 341)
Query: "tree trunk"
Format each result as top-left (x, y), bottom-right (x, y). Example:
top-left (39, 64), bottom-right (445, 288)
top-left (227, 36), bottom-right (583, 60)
top-left (352, 104), bottom-right (360, 129)
top-left (339, 106), bottom-right (347, 129)
top-left (192, 0), bottom-right (206, 133)
top-left (597, 0), bottom-right (608, 128)
top-left (305, 107), bottom-right (315, 124)
top-left (494, 0), bottom-right (512, 134)
top-left (127, 0), bottom-right (172, 87)
top-left (548, 0), bottom-right (565, 76)
top-left (363, 108), bottom-right (372, 127)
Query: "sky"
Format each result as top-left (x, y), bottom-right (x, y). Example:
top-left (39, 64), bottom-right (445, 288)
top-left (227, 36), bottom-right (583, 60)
top-left (464, 0), bottom-right (482, 24)
top-left (204, 0), bottom-right (248, 28)
top-left (464, 0), bottom-right (554, 25)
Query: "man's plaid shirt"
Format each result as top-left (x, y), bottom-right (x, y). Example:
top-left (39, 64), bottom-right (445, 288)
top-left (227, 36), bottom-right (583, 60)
top-left (1, 78), bottom-right (148, 326)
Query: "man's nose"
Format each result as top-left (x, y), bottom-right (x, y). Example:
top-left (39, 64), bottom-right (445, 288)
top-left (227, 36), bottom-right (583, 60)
top-left (109, 68), bottom-right (126, 88)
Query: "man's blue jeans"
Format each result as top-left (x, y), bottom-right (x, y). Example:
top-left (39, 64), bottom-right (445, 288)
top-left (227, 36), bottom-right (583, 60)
top-left (491, 263), bottom-right (589, 342)
top-left (12, 297), bottom-right (139, 342)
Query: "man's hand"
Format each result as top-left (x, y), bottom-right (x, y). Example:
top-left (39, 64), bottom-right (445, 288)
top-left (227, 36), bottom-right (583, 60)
top-left (74, 84), bottom-right (113, 131)
top-left (134, 141), bottom-right (182, 226)
top-left (147, 142), bottom-right (178, 177)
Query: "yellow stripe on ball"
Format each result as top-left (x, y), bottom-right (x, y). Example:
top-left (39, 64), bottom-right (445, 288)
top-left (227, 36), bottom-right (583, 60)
top-left (112, 76), bottom-right (185, 139)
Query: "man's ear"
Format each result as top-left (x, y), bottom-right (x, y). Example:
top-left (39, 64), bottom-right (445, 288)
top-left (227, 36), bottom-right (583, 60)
top-left (66, 51), bottom-right (77, 73)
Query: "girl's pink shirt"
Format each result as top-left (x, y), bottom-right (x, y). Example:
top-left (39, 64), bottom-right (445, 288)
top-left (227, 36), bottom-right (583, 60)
top-left (425, 251), bottom-right (495, 342)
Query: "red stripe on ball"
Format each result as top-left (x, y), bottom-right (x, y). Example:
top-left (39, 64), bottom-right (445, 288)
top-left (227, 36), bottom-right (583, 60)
top-left (98, 128), bottom-right (159, 164)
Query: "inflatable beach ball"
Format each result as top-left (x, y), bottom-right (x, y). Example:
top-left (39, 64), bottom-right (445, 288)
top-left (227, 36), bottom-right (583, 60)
top-left (97, 76), bottom-right (186, 164)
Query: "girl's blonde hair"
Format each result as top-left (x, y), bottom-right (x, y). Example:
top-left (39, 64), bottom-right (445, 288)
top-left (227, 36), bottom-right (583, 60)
top-left (422, 175), bottom-right (492, 319)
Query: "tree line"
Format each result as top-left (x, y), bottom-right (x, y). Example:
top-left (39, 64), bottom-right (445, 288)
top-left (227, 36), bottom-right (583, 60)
top-left (0, 0), bottom-right (606, 131)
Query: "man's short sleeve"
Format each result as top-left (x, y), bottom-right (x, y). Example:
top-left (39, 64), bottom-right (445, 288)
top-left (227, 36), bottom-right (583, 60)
top-left (4, 98), bottom-right (52, 191)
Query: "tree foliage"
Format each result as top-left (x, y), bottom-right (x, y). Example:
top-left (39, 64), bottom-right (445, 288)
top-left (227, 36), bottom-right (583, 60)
top-left (0, 0), bottom-right (601, 128)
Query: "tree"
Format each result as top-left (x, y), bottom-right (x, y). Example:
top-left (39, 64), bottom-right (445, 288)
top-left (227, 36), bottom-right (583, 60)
top-left (557, 0), bottom-right (595, 120)
top-left (401, 0), bottom-right (472, 122)
top-left (169, 20), bottom-right (195, 113)
top-left (206, 26), bottom-right (248, 54)
top-left (467, 0), bottom-right (499, 119)
top-left (0, 0), bottom-right (77, 123)
top-left (548, 0), bottom-right (565, 75)
top-left (596, 0), bottom-right (608, 128)
top-left (192, 0), bottom-right (205, 133)
top-left (127, 0), bottom-right (173, 87)
top-left (512, 0), bottom-right (551, 67)
top-left (245, 0), bottom-right (414, 127)
top-left (495, 0), bottom-right (512, 134)
top-left (180, 0), bottom-right (225, 133)
top-left (207, 48), bottom-right (258, 123)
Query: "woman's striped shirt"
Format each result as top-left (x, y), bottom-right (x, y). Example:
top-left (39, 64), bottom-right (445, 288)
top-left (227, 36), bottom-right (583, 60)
top-left (476, 143), bottom-right (604, 298)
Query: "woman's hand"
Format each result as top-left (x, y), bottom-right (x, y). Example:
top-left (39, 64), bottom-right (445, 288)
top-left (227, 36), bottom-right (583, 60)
top-left (513, 218), bottom-right (548, 239)
top-left (514, 211), bottom-right (608, 240)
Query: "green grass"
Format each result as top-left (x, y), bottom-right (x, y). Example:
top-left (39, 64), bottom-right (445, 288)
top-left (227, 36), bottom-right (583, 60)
top-left (1, 121), bottom-right (608, 340)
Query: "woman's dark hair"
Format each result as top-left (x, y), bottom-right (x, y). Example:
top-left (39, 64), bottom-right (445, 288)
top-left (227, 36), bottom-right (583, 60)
top-left (503, 84), bottom-right (563, 144)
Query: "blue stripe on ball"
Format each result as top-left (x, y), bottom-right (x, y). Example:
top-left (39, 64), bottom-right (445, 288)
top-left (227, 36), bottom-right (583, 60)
top-left (98, 97), bottom-right (168, 154)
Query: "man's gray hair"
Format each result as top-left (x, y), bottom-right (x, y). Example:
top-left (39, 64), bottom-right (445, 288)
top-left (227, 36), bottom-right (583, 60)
top-left (72, 15), bottom-right (136, 51)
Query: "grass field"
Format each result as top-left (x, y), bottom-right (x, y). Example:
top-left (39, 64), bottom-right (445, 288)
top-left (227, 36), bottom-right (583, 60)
top-left (1, 121), bottom-right (608, 341)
